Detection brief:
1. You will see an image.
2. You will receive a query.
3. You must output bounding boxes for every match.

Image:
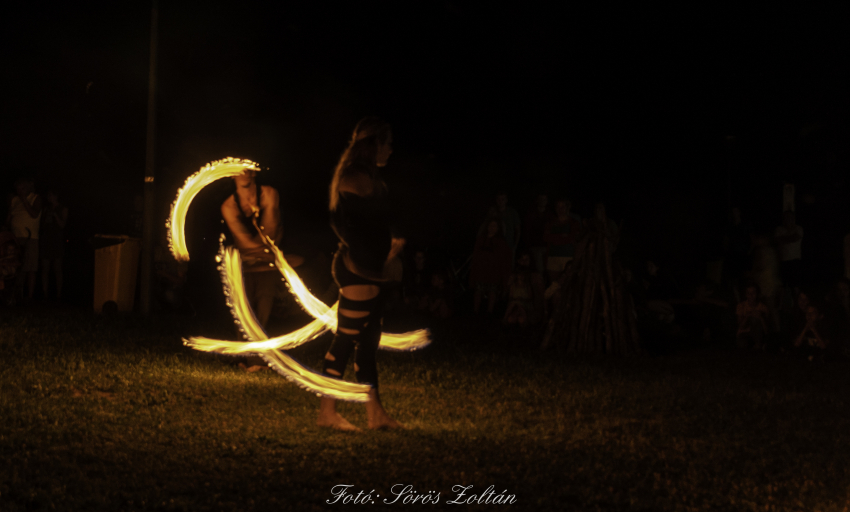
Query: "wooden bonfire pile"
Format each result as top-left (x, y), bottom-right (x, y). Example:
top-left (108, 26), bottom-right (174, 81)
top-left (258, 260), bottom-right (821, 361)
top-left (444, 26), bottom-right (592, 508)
top-left (541, 213), bottom-right (641, 355)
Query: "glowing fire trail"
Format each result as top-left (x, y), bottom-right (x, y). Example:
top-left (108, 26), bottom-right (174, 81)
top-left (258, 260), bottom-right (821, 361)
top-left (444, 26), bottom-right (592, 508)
top-left (169, 158), bottom-right (430, 402)
top-left (187, 242), bottom-right (334, 352)
top-left (181, 241), bottom-right (371, 402)
top-left (185, 242), bottom-right (430, 353)
top-left (167, 157), bottom-right (260, 262)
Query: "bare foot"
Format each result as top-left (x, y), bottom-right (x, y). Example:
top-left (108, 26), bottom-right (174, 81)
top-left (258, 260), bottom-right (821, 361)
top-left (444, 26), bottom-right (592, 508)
top-left (317, 411), bottom-right (360, 432)
top-left (366, 389), bottom-right (405, 430)
top-left (238, 363), bottom-right (268, 373)
top-left (368, 414), bottom-right (405, 430)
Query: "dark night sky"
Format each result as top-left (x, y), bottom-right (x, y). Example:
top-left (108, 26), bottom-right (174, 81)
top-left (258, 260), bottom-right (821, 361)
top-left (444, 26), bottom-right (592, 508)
top-left (3, 2), bottom-right (850, 302)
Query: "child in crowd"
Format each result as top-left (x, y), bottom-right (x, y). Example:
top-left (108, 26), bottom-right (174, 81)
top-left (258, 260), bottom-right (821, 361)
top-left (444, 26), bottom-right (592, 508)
top-left (669, 280), bottom-right (730, 344)
top-left (750, 234), bottom-right (782, 313)
top-left (420, 270), bottom-right (452, 319)
top-left (40, 189), bottom-right (68, 300)
top-left (403, 250), bottom-right (429, 309)
top-left (640, 259), bottom-right (678, 325)
top-left (0, 230), bottom-right (21, 298)
top-left (382, 252), bottom-right (404, 312)
top-left (783, 290), bottom-right (811, 349)
top-left (793, 303), bottom-right (831, 362)
top-left (825, 278), bottom-right (850, 358)
top-left (831, 278), bottom-right (850, 318)
top-left (543, 198), bottom-right (581, 284)
top-left (504, 251), bottom-right (544, 326)
top-left (736, 283), bottom-right (770, 350)
top-left (523, 193), bottom-right (553, 274)
top-left (470, 218), bottom-right (512, 315)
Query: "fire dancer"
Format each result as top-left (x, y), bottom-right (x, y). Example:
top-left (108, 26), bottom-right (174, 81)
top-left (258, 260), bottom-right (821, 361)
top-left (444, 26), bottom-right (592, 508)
top-left (221, 169), bottom-right (301, 371)
top-left (318, 117), bottom-right (405, 431)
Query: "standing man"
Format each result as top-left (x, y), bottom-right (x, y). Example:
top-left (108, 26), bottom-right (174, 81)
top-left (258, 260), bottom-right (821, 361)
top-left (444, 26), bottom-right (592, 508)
top-left (7, 178), bottom-right (42, 302)
top-left (496, 190), bottom-right (521, 264)
top-left (723, 206), bottom-right (753, 291)
top-left (844, 232), bottom-right (850, 280)
top-left (524, 192), bottom-right (553, 274)
top-left (544, 198), bottom-right (582, 283)
top-left (221, 170), bottom-right (301, 370)
top-left (775, 210), bottom-right (803, 292)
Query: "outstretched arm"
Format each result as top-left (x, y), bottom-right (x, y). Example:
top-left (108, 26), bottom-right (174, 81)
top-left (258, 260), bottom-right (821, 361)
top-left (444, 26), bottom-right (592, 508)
top-left (53, 207), bottom-right (69, 229)
top-left (809, 325), bottom-right (828, 349)
top-left (388, 237), bottom-right (405, 262)
top-left (19, 194), bottom-right (42, 219)
top-left (775, 227), bottom-right (802, 245)
top-left (793, 323), bottom-right (810, 347)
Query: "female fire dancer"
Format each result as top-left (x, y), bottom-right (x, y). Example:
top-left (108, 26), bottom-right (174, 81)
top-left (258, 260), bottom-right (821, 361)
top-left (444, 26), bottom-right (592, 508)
top-left (318, 117), bottom-right (405, 431)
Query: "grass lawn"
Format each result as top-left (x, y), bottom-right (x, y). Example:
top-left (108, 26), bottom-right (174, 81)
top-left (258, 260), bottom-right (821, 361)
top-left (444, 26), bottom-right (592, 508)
top-left (1, 307), bottom-right (849, 511)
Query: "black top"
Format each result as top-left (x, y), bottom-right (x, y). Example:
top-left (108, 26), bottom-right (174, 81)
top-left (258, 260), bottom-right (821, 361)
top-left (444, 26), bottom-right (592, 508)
top-left (330, 166), bottom-right (393, 278)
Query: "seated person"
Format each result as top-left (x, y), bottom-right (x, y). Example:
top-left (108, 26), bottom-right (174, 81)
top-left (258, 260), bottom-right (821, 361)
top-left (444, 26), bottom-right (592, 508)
top-left (783, 290), bottom-right (811, 349)
top-left (0, 229), bottom-right (21, 295)
top-left (793, 303), bottom-right (831, 362)
top-left (641, 259), bottom-right (679, 325)
top-left (470, 218), bottom-right (512, 315)
top-left (736, 283), bottom-right (770, 350)
top-left (420, 270), bottom-right (452, 320)
top-left (825, 278), bottom-right (850, 357)
top-left (543, 198), bottom-right (581, 283)
top-left (504, 251), bottom-right (545, 326)
top-left (403, 250), bottom-right (429, 308)
top-left (669, 280), bottom-right (730, 343)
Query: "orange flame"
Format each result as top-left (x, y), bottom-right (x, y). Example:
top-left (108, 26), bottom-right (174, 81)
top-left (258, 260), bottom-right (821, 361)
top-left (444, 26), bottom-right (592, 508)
top-left (168, 157), bottom-right (260, 262)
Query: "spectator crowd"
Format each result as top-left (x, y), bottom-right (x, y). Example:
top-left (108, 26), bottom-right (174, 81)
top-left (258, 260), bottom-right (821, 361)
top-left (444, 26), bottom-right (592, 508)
top-left (4, 173), bottom-right (850, 364)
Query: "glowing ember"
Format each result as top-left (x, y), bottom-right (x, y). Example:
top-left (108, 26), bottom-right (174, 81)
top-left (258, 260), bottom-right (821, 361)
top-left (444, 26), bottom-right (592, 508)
top-left (169, 158), bottom-right (431, 402)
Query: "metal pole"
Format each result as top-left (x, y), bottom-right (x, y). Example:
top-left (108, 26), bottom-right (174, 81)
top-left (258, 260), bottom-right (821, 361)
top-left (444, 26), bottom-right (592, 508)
top-left (725, 135), bottom-right (734, 211)
top-left (140, 0), bottom-right (158, 316)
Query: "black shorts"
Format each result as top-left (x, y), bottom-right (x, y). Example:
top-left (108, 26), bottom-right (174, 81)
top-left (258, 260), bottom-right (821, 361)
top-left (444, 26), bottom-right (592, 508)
top-left (332, 248), bottom-right (383, 289)
top-left (780, 259), bottom-right (803, 288)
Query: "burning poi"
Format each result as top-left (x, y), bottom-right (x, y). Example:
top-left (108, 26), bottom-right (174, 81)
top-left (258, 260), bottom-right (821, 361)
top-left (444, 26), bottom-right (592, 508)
top-left (168, 156), bottom-right (430, 406)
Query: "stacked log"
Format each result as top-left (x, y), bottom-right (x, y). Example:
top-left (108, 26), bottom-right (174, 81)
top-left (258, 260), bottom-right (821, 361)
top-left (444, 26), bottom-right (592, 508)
top-left (541, 211), bottom-right (641, 355)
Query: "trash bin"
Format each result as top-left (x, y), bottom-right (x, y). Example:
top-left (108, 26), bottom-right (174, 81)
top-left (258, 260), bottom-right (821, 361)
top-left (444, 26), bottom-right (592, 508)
top-left (93, 235), bottom-right (141, 313)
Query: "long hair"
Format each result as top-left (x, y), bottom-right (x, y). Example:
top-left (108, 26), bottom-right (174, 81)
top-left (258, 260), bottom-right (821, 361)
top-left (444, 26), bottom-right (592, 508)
top-left (480, 216), bottom-right (504, 240)
top-left (329, 117), bottom-right (392, 211)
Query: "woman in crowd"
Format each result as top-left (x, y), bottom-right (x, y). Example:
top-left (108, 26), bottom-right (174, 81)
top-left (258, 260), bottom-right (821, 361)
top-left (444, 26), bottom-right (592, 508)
top-left (504, 251), bottom-right (544, 326)
top-left (39, 189), bottom-right (68, 300)
top-left (470, 217), bottom-right (512, 316)
top-left (736, 283), bottom-right (770, 350)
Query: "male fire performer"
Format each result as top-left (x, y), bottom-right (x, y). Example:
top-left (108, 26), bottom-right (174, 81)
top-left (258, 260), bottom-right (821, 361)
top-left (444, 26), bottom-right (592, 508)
top-left (221, 170), bottom-right (301, 370)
